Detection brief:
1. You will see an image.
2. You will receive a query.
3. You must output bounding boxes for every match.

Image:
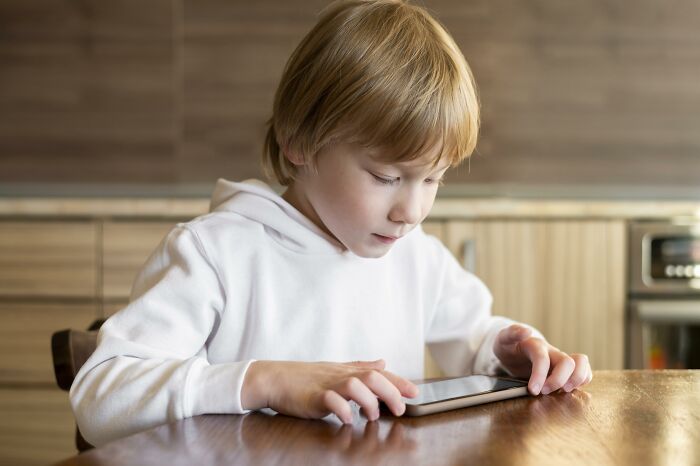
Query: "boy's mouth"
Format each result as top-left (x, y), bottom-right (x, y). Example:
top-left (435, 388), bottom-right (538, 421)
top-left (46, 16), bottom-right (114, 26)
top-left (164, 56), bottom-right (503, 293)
top-left (372, 233), bottom-right (398, 244)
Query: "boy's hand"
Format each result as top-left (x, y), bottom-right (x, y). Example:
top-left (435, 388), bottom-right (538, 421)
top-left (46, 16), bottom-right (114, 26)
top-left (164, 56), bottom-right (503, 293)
top-left (493, 324), bottom-right (593, 396)
top-left (241, 359), bottom-right (418, 424)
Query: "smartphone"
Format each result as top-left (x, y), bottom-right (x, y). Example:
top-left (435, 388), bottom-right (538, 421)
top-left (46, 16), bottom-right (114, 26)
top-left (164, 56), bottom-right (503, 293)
top-left (397, 375), bottom-right (529, 416)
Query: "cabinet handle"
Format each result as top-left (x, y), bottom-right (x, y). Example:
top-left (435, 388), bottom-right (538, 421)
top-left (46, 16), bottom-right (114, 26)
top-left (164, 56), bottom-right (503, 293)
top-left (636, 301), bottom-right (700, 324)
top-left (463, 239), bottom-right (476, 273)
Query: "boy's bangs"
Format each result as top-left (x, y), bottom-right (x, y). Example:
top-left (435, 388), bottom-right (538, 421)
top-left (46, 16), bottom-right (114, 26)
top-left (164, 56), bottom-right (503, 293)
top-left (338, 93), bottom-right (467, 169)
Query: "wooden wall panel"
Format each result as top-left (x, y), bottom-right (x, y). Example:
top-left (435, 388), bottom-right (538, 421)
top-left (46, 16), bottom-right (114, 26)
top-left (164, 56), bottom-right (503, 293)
top-left (180, 0), bottom-right (329, 181)
top-left (0, 0), bottom-right (176, 183)
top-left (432, 0), bottom-right (700, 186)
top-left (1, 0), bottom-right (700, 188)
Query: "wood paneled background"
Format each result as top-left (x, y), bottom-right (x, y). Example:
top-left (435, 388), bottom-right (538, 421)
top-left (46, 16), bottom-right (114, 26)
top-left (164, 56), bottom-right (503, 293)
top-left (1, 0), bottom-right (699, 189)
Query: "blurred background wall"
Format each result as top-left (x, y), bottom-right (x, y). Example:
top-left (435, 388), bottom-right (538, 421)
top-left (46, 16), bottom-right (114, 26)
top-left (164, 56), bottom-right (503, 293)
top-left (1, 0), bottom-right (699, 194)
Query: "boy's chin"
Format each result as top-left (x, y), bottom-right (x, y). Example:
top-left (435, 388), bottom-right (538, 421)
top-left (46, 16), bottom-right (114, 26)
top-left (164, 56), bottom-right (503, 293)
top-left (346, 243), bottom-right (393, 259)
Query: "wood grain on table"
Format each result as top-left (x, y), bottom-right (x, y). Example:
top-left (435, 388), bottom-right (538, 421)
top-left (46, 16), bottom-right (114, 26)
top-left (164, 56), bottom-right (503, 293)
top-left (55, 371), bottom-right (700, 466)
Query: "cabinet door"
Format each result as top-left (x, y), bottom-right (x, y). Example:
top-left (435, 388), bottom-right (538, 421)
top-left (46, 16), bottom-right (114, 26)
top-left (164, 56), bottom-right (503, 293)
top-left (422, 221), bottom-right (445, 241)
top-left (102, 221), bottom-right (177, 301)
top-left (445, 220), bottom-right (626, 370)
top-left (0, 302), bottom-right (97, 384)
top-left (0, 221), bottom-right (97, 298)
top-left (0, 387), bottom-right (77, 465)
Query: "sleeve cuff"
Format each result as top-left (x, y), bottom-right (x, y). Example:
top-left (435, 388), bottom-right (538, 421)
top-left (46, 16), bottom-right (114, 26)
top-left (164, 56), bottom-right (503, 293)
top-left (185, 359), bottom-right (256, 417)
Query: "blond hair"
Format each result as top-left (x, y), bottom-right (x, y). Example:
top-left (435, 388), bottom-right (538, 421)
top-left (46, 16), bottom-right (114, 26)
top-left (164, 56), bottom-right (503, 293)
top-left (262, 0), bottom-right (479, 185)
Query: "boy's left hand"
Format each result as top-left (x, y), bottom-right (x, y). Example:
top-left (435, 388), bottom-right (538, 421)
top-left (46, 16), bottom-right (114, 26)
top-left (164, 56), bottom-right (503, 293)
top-left (493, 324), bottom-right (593, 396)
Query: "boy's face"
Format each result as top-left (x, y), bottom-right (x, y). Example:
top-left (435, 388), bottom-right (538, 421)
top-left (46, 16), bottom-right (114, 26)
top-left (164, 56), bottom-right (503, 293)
top-left (282, 141), bottom-right (450, 258)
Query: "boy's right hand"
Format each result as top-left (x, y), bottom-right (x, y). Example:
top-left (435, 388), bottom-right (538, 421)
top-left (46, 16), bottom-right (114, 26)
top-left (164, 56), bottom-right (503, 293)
top-left (241, 359), bottom-right (418, 424)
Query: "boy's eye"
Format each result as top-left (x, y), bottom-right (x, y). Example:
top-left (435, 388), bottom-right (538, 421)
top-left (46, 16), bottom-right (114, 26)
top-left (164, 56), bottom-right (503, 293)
top-left (426, 177), bottom-right (446, 186)
top-left (371, 173), bottom-right (399, 185)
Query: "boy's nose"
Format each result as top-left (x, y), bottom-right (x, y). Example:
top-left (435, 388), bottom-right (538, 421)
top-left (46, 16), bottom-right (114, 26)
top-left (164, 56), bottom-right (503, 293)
top-left (389, 189), bottom-right (422, 225)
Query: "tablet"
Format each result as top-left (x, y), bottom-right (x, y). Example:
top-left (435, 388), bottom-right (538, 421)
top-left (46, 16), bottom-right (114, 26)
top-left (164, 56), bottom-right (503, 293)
top-left (400, 375), bottom-right (529, 416)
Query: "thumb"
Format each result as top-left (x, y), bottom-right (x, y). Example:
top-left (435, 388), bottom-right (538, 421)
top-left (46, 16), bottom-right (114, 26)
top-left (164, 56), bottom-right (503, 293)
top-left (497, 325), bottom-right (532, 346)
top-left (347, 359), bottom-right (386, 370)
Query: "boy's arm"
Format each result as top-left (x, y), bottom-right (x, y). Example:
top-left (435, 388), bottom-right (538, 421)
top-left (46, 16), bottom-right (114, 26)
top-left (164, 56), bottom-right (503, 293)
top-left (70, 226), bottom-right (250, 447)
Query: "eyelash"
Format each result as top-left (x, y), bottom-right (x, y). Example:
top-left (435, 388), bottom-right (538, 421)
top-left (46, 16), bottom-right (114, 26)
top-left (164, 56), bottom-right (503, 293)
top-left (372, 174), bottom-right (399, 185)
top-left (371, 173), bottom-right (444, 186)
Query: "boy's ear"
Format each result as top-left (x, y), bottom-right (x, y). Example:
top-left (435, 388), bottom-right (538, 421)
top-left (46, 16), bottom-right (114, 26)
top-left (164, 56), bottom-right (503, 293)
top-left (282, 146), bottom-right (306, 166)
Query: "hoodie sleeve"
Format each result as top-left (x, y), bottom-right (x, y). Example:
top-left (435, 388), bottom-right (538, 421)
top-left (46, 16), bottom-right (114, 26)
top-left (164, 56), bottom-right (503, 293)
top-left (70, 225), bottom-right (254, 447)
top-left (422, 233), bottom-right (544, 377)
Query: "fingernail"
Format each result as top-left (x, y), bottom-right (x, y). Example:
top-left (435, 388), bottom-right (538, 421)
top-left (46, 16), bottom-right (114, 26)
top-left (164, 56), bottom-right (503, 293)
top-left (563, 383), bottom-right (573, 392)
top-left (531, 383), bottom-right (540, 394)
top-left (541, 385), bottom-right (551, 395)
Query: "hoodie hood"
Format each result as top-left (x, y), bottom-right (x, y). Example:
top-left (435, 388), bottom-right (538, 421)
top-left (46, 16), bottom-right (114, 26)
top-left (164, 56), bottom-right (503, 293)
top-left (209, 178), bottom-right (345, 254)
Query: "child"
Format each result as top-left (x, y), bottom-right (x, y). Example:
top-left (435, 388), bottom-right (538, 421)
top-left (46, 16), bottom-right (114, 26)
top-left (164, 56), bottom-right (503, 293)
top-left (71, 0), bottom-right (592, 447)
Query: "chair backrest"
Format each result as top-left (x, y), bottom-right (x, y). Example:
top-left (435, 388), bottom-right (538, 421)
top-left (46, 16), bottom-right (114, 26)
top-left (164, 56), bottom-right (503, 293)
top-left (51, 319), bottom-right (105, 452)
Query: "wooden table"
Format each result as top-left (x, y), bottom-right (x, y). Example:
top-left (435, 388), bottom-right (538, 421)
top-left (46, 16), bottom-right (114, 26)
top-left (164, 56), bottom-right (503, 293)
top-left (55, 371), bottom-right (700, 466)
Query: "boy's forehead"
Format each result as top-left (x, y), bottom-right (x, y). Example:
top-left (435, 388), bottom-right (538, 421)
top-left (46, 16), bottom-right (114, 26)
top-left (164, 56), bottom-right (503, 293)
top-left (363, 143), bottom-right (450, 172)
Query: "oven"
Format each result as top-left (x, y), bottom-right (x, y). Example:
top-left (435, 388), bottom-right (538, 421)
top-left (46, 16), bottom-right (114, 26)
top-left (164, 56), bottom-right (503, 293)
top-left (627, 220), bottom-right (700, 369)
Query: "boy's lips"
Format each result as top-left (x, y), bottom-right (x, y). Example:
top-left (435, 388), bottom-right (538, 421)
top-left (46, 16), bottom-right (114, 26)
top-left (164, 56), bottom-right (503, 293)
top-left (372, 233), bottom-right (400, 243)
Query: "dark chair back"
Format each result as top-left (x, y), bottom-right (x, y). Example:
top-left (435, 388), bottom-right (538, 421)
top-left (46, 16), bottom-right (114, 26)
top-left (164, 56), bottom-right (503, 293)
top-left (51, 319), bottom-right (105, 452)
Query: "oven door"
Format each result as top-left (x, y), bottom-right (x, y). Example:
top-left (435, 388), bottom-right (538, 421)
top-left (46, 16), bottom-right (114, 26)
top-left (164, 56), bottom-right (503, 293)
top-left (628, 300), bottom-right (700, 369)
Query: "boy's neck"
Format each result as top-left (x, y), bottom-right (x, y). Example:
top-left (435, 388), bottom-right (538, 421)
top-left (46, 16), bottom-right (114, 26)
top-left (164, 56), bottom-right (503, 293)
top-left (281, 184), bottom-right (335, 242)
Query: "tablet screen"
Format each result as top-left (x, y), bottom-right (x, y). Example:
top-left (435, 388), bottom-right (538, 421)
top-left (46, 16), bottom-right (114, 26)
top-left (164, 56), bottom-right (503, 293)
top-left (405, 376), bottom-right (527, 405)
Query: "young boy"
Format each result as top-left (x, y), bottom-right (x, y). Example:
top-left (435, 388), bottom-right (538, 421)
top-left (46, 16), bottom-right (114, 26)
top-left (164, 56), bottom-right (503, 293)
top-left (71, 0), bottom-right (592, 446)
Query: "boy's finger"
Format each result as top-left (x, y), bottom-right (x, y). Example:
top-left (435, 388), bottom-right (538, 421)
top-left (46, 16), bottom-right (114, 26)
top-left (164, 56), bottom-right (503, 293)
top-left (379, 370), bottom-right (419, 398)
top-left (541, 351), bottom-right (575, 394)
top-left (335, 377), bottom-right (381, 421)
top-left (356, 370), bottom-right (405, 416)
top-left (320, 390), bottom-right (353, 424)
top-left (561, 354), bottom-right (590, 392)
top-left (520, 339), bottom-right (550, 395)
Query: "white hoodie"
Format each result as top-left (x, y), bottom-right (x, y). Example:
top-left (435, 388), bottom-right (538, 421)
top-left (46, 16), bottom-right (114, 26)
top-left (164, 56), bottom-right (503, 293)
top-left (70, 179), bottom-right (533, 446)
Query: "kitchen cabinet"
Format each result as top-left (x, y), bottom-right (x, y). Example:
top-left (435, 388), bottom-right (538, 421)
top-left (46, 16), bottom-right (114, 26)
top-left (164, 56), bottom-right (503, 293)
top-left (0, 302), bottom-right (96, 384)
top-left (0, 387), bottom-right (76, 465)
top-left (444, 220), bottom-right (626, 370)
top-left (0, 218), bottom-right (179, 465)
top-left (0, 220), bottom-right (100, 465)
top-left (0, 221), bottom-right (97, 297)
